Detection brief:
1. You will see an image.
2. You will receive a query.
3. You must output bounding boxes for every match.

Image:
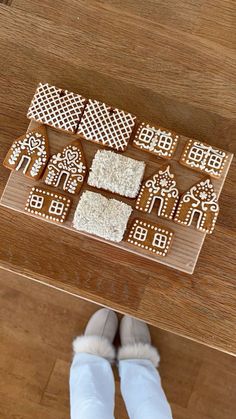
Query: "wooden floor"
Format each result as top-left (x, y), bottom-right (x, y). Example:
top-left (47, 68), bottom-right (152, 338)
top-left (1, 268), bottom-right (236, 419)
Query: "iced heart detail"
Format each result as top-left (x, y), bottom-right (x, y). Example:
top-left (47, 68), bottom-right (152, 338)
top-left (65, 149), bottom-right (79, 164)
top-left (28, 135), bottom-right (41, 150)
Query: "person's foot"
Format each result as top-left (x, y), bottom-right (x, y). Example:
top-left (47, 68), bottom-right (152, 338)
top-left (120, 315), bottom-right (151, 346)
top-left (72, 308), bottom-right (118, 361)
top-left (118, 315), bottom-right (160, 367)
top-left (84, 308), bottom-right (118, 342)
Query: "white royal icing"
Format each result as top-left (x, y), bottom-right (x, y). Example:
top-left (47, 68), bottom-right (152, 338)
top-left (25, 187), bottom-right (71, 223)
top-left (181, 140), bottom-right (228, 178)
top-left (8, 131), bottom-right (48, 177)
top-left (77, 99), bottom-right (136, 151)
top-left (136, 165), bottom-right (179, 219)
top-left (174, 178), bottom-right (219, 233)
top-left (44, 144), bottom-right (86, 194)
top-left (133, 123), bottom-right (178, 158)
top-left (27, 83), bottom-right (86, 133)
top-left (127, 219), bottom-right (173, 256)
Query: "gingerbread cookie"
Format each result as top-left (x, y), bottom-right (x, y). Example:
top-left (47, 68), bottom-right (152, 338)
top-left (133, 122), bottom-right (179, 158)
top-left (88, 150), bottom-right (145, 198)
top-left (136, 165), bottom-right (179, 219)
top-left (126, 218), bottom-right (173, 256)
top-left (25, 186), bottom-right (71, 223)
top-left (174, 177), bottom-right (219, 234)
top-left (3, 125), bottom-right (49, 180)
top-left (44, 140), bottom-right (87, 194)
top-left (73, 191), bottom-right (132, 242)
top-left (27, 83), bottom-right (86, 133)
top-left (180, 139), bottom-right (228, 178)
top-left (76, 99), bottom-right (136, 151)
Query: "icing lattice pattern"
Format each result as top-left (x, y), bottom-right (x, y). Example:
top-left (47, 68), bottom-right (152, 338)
top-left (27, 83), bottom-right (86, 133)
top-left (133, 122), bottom-right (179, 158)
top-left (180, 139), bottom-right (228, 178)
top-left (127, 218), bottom-right (174, 256)
top-left (25, 187), bottom-right (71, 223)
top-left (77, 99), bottom-right (136, 151)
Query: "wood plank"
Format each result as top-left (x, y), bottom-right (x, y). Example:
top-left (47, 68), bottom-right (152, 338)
top-left (41, 359), bottom-right (69, 413)
top-left (2, 269), bottom-right (236, 419)
top-left (11, 0), bottom-right (236, 50)
top-left (188, 363), bottom-right (236, 418)
top-left (0, 0), bottom-right (13, 5)
top-left (0, 5), bottom-right (236, 119)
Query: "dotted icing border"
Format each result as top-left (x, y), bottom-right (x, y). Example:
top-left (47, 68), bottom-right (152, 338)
top-left (127, 219), bottom-right (173, 256)
top-left (180, 139), bottom-right (228, 178)
top-left (25, 187), bottom-right (71, 223)
top-left (133, 122), bottom-right (179, 158)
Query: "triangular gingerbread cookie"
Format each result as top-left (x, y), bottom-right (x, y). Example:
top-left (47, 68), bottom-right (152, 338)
top-left (174, 177), bottom-right (219, 234)
top-left (3, 125), bottom-right (49, 180)
top-left (43, 140), bottom-right (87, 194)
top-left (135, 164), bottom-right (179, 219)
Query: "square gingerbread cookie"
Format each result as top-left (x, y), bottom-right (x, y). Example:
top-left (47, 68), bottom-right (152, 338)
top-left (25, 186), bottom-right (71, 223)
top-left (73, 191), bottom-right (132, 242)
top-left (76, 99), bottom-right (136, 151)
top-left (27, 83), bottom-right (86, 133)
top-left (133, 122), bottom-right (179, 158)
top-left (87, 150), bottom-right (145, 198)
top-left (126, 218), bottom-right (174, 257)
top-left (180, 139), bottom-right (228, 178)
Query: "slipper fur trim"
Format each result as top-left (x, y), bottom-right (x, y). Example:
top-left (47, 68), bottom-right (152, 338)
top-left (73, 335), bottom-right (115, 361)
top-left (118, 343), bottom-right (160, 367)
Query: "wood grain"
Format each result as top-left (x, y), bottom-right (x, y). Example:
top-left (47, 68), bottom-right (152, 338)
top-left (1, 120), bottom-right (232, 274)
top-left (2, 269), bottom-right (236, 419)
top-left (0, 1), bottom-right (236, 354)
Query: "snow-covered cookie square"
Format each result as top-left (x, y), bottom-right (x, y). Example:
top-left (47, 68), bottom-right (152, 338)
top-left (72, 191), bottom-right (132, 242)
top-left (88, 150), bottom-right (145, 198)
top-left (76, 99), bottom-right (136, 151)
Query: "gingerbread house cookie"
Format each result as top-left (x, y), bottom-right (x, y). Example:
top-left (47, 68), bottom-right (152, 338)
top-left (133, 122), bottom-right (179, 158)
top-left (76, 99), bottom-right (136, 151)
top-left (73, 191), bottom-right (132, 242)
top-left (25, 186), bottom-right (71, 223)
top-left (44, 140), bottom-right (87, 194)
top-left (180, 139), bottom-right (228, 178)
top-left (126, 218), bottom-right (173, 256)
top-left (27, 83), bottom-right (86, 133)
top-left (136, 165), bottom-right (179, 219)
top-left (3, 125), bottom-right (49, 180)
top-left (88, 150), bottom-right (145, 198)
top-left (174, 177), bottom-right (219, 234)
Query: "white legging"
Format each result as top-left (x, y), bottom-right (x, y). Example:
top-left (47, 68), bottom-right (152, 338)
top-left (70, 353), bottom-right (173, 419)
